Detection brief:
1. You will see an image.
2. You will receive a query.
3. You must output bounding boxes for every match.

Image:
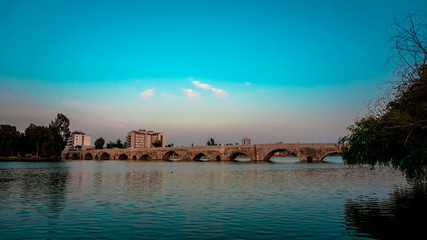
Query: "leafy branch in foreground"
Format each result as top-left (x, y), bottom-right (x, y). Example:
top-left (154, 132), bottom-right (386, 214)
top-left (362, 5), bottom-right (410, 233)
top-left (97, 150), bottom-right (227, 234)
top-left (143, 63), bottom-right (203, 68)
top-left (339, 12), bottom-right (427, 183)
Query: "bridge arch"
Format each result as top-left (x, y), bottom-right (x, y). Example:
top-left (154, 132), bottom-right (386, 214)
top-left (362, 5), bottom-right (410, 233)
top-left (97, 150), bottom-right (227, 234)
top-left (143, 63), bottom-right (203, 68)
top-left (132, 155), bottom-right (136, 160)
top-left (84, 153), bottom-right (93, 160)
top-left (193, 153), bottom-right (209, 161)
top-left (320, 152), bottom-right (342, 162)
top-left (71, 153), bottom-right (80, 160)
top-left (100, 152), bottom-right (110, 160)
top-left (119, 154), bottom-right (128, 160)
top-left (140, 154), bottom-right (151, 160)
top-left (95, 155), bottom-right (99, 160)
top-left (263, 149), bottom-right (297, 161)
top-left (229, 152), bottom-right (252, 161)
top-left (163, 151), bottom-right (179, 161)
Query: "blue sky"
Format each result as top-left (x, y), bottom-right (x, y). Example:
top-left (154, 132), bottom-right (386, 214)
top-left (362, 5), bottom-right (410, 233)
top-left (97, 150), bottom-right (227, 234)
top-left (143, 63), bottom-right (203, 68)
top-left (1, 0), bottom-right (426, 146)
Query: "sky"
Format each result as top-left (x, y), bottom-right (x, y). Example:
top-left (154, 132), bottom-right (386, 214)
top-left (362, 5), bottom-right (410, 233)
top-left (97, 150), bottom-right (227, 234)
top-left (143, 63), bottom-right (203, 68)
top-left (1, 0), bottom-right (426, 146)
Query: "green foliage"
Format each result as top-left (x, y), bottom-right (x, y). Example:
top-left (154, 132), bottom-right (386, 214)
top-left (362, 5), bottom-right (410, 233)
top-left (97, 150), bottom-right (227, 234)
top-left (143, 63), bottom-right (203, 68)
top-left (95, 137), bottom-right (105, 149)
top-left (1, 114), bottom-right (70, 160)
top-left (152, 139), bottom-right (163, 147)
top-left (24, 124), bottom-right (65, 159)
top-left (340, 12), bottom-right (427, 183)
top-left (49, 113), bottom-right (70, 145)
top-left (206, 137), bottom-right (216, 146)
top-left (106, 139), bottom-right (124, 149)
top-left (339, 117), bottom-right (389, 167)
top-left (0, 124), bottom-right (21, 156)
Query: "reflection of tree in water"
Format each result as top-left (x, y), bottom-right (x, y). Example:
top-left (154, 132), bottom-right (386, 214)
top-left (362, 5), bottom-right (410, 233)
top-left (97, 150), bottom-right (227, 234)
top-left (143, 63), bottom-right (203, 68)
top-left (18, 169), bottom-right (69, 219)
top-left (344, 185), bottom-right (426, 239)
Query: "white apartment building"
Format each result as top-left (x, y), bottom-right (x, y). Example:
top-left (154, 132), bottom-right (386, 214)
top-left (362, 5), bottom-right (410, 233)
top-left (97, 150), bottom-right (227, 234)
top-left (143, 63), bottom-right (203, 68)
top-left (242, 138), bottom-right (251, 145)
top-left (67, 131), bottom-right (91, 148)
top-left (126, 129), bottom-right (166, 148)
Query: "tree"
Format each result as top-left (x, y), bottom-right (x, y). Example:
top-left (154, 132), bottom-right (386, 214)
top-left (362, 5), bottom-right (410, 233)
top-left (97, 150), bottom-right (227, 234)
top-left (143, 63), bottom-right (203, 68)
top-left (49, 113), bottom-right (70, 145)
top-left (152, 139), bottom-right (163, 148)
top-left (1, 113), bottom-right (70, 160)
top-left (206, 137), bottom-right (217, 146)
top-left (0, 124), bottom-right (20, 156)
top-left (48, 125), bottom-right (66, 159)
top-left (95, 137), bottom-right (105, 149)
top-left (339, 12), bottom-right (427, 183)
top-left (106, 139), bottom-right (124, 149)
top-left (24, 124), bottom-right (64, 159)
top-left (24, 124), bottom-right (43, 157)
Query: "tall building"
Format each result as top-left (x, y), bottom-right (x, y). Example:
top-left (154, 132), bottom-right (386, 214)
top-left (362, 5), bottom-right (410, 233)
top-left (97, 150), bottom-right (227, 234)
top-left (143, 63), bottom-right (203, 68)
top-left (126, 129), bottom-right (166, 148)
top-left (67, 131), bottom-right (91, 148)
top-left (242, 138), bottom-right (251, 145)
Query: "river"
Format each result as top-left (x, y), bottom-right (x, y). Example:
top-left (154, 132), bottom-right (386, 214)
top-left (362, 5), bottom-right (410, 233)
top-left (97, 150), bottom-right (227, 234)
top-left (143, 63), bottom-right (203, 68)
top-left (0, 158), bottom-right (424, 239)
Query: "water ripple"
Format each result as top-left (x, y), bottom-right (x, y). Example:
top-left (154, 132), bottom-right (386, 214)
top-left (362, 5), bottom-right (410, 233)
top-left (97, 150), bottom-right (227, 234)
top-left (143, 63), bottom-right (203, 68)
top-left (0, 161), bottom-right (420, 239)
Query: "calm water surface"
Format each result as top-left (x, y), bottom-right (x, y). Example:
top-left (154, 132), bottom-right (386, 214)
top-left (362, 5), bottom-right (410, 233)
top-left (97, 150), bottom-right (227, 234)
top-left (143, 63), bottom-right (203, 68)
top-left (0, 159), bottom-right (425, 239)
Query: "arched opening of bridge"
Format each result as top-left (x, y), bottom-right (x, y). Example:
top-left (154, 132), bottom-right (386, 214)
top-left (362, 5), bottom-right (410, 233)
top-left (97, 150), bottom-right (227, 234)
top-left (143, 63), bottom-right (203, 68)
top-left (193, 153), bottom-right (209, 161)
top-left (84, 153), bottom-right (93, 160)
top-left (95, 155), bottom-right (99, 160)
top-left (132, 155), bottom-right (136, 160)
top-left (71, 153), bottom-right (80, 160)
top-left (65, 153), bottom-right (71, 160)
top-left (216, 155), bottom-right (221, 161)
top-left (140, 154), bottom-right (151, 160)
top-left (100, 152), bottom-right (110, 160)
top-left (321, 152), bottom-right (343, 163)
top-left (264, 149), bottom-right (299, 163)
top-left (163, 151), bottom-right (180, 161)
top-left (229, 152), bottom-right (252, 162)
top-left (119, 154), bottom-right (128, 160)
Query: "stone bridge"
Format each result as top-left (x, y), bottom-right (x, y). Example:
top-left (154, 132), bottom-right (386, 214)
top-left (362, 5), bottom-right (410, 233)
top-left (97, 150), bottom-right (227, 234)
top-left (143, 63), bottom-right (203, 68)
top-left (62, 143), bottom-right (340, 162)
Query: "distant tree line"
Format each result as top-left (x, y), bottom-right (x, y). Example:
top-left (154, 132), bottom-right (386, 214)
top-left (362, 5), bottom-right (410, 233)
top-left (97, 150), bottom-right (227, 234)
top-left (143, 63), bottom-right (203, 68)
top-left (0, 113), bottom-right (70, 160)
top-left (206, 137), bottom-right (238, 146)
top-left (94, 138), bottom-right (164, 149)
top-left (106, 139), bottom-right (125, 149)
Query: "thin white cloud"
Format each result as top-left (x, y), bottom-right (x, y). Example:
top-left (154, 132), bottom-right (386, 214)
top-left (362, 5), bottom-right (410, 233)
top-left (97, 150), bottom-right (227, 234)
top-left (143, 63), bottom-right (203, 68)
top-left (245, 82), bottom-right (250, 86)
top-left (140, 89), bottom-right (154, 99)
top-left (183, 89), bottom-right (199, 99)
top-left (192, 80), bottom-right (228, 97)
top-left (192, 80), bottom-right (212, 90)
top-left (212, 88), bottom-right (228, 97)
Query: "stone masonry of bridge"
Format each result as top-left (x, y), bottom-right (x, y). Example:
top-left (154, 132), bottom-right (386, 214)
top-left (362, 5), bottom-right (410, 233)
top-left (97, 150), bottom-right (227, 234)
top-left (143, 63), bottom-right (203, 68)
top-left (62, 143), bottom-right (340, 162)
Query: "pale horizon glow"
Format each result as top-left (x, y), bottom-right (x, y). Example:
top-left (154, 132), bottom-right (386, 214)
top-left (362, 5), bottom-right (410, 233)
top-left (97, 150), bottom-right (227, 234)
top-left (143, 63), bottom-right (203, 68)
top-left (140, 89), bottom-right (154, 99)
top-left (0, 0), bottom-right (425, 146)
top-left (183, 89), bottom-right (200, 99)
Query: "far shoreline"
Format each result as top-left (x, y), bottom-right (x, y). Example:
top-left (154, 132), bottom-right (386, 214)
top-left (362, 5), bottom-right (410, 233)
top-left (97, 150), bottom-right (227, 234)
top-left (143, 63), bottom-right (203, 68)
top-left (0, 156), bottom-right (62, 162)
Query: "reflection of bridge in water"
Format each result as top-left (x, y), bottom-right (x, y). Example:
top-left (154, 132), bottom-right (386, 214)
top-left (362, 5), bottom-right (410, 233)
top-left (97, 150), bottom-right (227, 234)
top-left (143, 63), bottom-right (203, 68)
top-left (63, 143), bottom-right (340, 162)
